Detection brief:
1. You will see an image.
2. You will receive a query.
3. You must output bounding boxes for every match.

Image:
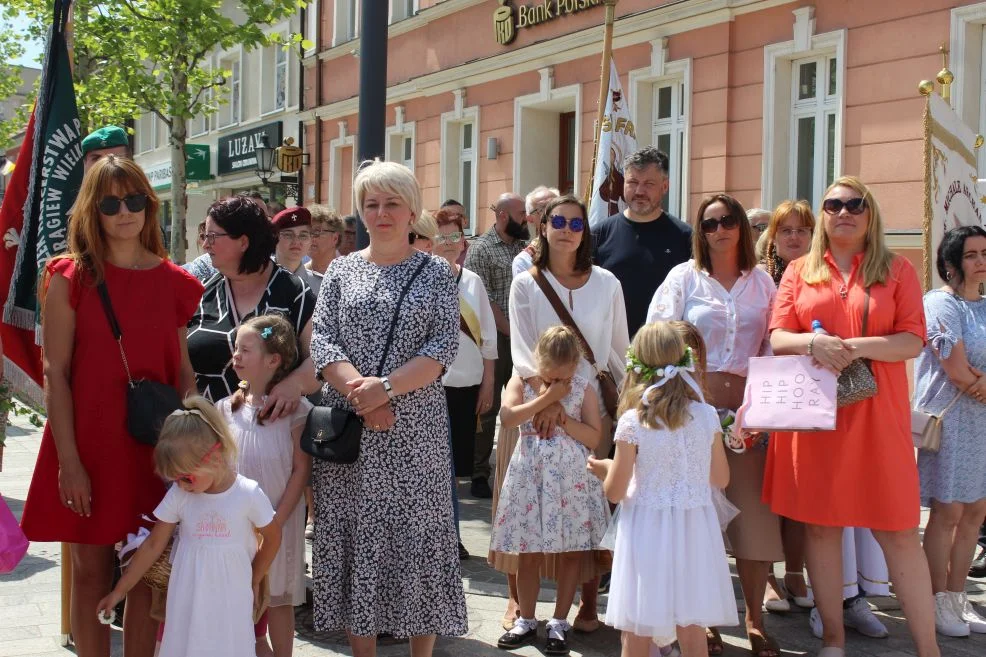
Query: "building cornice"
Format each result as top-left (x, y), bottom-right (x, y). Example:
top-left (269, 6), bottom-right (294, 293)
top-left (302, 0), bottom-right (796, 121)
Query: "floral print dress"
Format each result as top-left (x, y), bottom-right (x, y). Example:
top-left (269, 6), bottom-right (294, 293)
top-left (490, 374), bottom-right (610, 553)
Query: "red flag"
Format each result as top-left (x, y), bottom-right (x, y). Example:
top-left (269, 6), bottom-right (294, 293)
top-left (0, 110), bottom-right (44, 406)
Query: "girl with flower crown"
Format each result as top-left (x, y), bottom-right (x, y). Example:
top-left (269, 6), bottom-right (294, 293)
top-left (589, 321), bottom-right (736, 657)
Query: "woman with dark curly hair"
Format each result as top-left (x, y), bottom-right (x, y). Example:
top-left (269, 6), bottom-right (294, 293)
top-left (186, 196), bottom-right (318, 414)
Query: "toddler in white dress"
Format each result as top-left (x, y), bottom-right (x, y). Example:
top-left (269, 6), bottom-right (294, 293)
top-left (96, 397), bottom-right (281, 657)
top-left (589, 321), bottom-right (737, 657)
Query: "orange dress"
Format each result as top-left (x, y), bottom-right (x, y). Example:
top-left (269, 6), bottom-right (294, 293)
top-left (762, 252), bottom-right (926, 531)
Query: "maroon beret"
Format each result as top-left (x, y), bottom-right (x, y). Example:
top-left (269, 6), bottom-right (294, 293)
top-left (271, 206), bottom-right (312, 230)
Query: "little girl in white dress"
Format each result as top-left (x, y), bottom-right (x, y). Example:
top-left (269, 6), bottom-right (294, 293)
top-left (220, 314), bottom-right (312, 657)
top-left (96, 397), bottom-right (281, 657)
top-left (492, 326), bottom-right (610, 656)
top-left (589, 321), bottom-right (737, 657)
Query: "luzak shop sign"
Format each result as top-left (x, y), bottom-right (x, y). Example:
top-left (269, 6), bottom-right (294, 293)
top-left (218, 121), bottom-right (283, 175)
top-left (494, 0), bottom-right (601, 46)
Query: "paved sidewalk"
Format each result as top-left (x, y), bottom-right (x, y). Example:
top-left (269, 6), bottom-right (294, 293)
top-left (2, 410), bottom-right (986, 656)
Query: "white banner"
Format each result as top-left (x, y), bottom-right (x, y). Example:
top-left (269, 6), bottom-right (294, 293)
top-left (588, 57), bottom-right (637, 228)
top-left (926, 93), bottom-right (986, 285)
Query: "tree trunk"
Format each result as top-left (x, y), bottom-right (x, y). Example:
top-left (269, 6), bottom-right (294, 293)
top-left (169, 75), bottom-right (188, 263)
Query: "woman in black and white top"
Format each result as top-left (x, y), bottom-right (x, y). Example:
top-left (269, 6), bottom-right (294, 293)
top-left (187, 196), bottom-right (318, 414)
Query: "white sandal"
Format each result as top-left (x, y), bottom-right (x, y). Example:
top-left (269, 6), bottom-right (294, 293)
top-left (784, 570), bottom-right (814, 609)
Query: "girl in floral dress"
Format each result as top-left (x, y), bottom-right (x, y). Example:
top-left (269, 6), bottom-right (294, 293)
top-left (491, 326), bottom-right (610, 656)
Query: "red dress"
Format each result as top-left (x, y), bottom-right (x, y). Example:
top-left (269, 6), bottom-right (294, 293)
top-left (20, 258), bottom-right (204, 545)
top-left (762, 252), bottom-right (926, 531)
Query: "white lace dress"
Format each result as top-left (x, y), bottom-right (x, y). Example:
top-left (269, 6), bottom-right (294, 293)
top-left (490, 375), bottom-right (610, 553)
top-left (606, 404), bottom-right (738, 641)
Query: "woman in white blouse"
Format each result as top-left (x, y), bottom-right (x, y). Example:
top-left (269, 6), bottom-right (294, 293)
top-left (647, 193), bottom-right (782, 657)
top-left (434, 208), bottom-right (497, 479)
top-left (505, 194), bottom-right (629, 632)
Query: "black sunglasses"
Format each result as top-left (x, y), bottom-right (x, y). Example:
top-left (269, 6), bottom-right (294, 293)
top-left (547, 215), bottom-right (585, 232)
top-left (821, 197), bottom-right (867, 215)
top-left (408, 231), bottom-right (430, 244)
top-left (99, 193), bottom-right (148, 216)
top-left (700, 214), bottom-right (739, 234)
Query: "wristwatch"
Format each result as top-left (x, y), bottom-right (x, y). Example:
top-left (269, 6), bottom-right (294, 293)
top-left (380, 377), bottom-right (394, 400)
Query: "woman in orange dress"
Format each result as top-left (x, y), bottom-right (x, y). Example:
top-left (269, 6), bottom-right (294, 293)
top-left (765, 176), bottom-right (939, 657)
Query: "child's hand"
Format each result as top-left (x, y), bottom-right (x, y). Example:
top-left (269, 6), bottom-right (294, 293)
top-left (586, 456), bottom-right (611, 481)
top-left (96, 590), bottom-right (123, 621)
top-left (544, 379), bottom-right (571, 403)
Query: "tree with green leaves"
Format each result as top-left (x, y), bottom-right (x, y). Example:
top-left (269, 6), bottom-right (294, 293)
top-left (7, 0), bottom-right (310, 262)
top-left (0, 28), bottom-right (30, 151)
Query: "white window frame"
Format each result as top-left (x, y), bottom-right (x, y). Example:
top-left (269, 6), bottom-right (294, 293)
top-left (389, 0), bottom-right (417, 23)
top-left (950, 3), bottom-right (986, 173)
top-left (762, 22), bottom-right (846, 210)
top-left (217, 49), bottom-right (243, 129)
top-left (440, 97), bottom-right (480, 235)
top-left (629, 45), bottom-right (692, 221)
top-left (385, 110), bottom-right (416, 173)
top-left (333, 0), bottom-right (359, 46)
top-left (305, 0), bottom-right (319, 57)
top-left (260, 28), bottom-right (290, 116)
top-left (136, 113), bottom-right (158, 154)
top-left (512, 69), bottom-right (582, 199)
top-left (788, 54), bottom-right (839, 209)
top-left (190, 81), bottom-right (211, 137)
top-left (328, 121), bottom-right (356, 213)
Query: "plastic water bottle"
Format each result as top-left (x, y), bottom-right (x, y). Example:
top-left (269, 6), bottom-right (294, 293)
top-left (812, 320), bottom-right (828, 336)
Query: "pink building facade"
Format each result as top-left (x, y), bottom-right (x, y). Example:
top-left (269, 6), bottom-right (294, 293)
top-left (301, 0), bottom-right (986, 266)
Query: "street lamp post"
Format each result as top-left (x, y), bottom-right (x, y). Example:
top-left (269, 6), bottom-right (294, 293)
top-left (354, 0), bottom-right (389, 249)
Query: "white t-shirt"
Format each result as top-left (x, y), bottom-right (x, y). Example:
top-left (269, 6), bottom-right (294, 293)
top-left (444, 267), bottom-right (498, 388)
top-left (646, 260), bottom-right (775, 377)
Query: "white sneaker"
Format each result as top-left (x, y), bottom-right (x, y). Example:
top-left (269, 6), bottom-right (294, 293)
top-left (808, 607), bottom-right (824, 639)
top-left (935, 591), bottom-right (970, 637)
top-left (949, 591), bottom-right (986, 634)
top-left (844, 597), bottom-right (889, 638)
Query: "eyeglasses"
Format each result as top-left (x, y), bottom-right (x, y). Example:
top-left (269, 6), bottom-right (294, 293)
top-left (778, 227), bottom-right (813, 238)
top-left (202, 231), bottom-right (231, 245)
top-left (279, 230), bottom-right (312, 242)
top-left (547, 215), bottom-right (585, 232)
top-left (408, 231), bottom-right (432, 244)
top-left (99, 193), bottom-right (148, 216)
top-left (753, 223), bottom-right (769, 233)
top-left (310, 230), bottom-right (337, 239)
top-left (434, 231), bottom-right (463, 245)
top-left (175, 442), bottom-right (222, 486)
top-left (700, 215), bottom-right (740, 233)
top-left (821, 197), bottom-right (867, 215)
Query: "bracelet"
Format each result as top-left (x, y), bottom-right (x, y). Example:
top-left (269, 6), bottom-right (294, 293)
top-left (807, 333), bottom-right (818, 356)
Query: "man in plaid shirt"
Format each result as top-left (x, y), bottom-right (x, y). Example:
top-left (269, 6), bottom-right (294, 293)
top-left (463, 192), bottom-right (528, 497)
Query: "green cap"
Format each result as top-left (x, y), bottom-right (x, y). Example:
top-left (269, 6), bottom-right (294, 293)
top-left (81, 125), bottom-right (129, 155)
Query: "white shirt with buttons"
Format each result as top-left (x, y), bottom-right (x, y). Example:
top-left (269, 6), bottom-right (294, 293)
top-left (646, 260), bottom-right (775, 377)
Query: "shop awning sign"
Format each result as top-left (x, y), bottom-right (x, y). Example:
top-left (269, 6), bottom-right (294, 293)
top-left (217, 121), bottom-right (283, 175)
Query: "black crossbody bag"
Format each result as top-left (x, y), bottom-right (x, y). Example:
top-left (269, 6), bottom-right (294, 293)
top-left (97, 282), bottom-right (183, 446)
top-left (301, 257), bottom-right (429, 463)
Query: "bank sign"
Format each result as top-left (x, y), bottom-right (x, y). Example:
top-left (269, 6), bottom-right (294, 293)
top-left (494, 0), bottom-right (601, 45)
top-left (217, 121), bottom-right (283, 175)
top-left (143, 144), bottom-right (212, 191)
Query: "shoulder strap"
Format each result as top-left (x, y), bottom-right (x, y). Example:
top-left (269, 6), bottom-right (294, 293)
top-left (459, 314), bottom-right (480, 345)
top-left (97, 282), bottom-right (134, 385)
top-left (376, 256), bottom-right (430, 377)
top-left (527, 266), bottom-right (597, 366)
top-left (861, 286), bottom-right (871, 338)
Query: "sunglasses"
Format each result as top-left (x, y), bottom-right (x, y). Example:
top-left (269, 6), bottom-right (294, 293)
top-left (408, 231), bottom-right (431, 244)
top-left (175, 442), bottom-right (222, 487)
top-left (547, 215), bottom-right (585, 232)
top-left (434, 231), bottom-right (463, 245)
top-left (700, 215), bottom-right (740, 233)
top-left (99, 193), bottom-right (148, 216)
top-left (821, 197), bottom-right (867, 215)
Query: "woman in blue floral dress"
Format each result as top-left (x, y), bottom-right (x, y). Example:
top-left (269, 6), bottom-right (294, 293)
top-left (914, 225), bottom-right (986, 636)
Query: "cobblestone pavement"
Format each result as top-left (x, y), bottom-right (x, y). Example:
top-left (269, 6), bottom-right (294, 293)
top-left (2, 412), bottom-right (985, 656)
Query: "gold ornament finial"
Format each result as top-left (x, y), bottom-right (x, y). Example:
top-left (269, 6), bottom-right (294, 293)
top-left (976, 135), bottom-right (985, 150)
top-left (938, 44), bottom-right (954, 102)
top-left (918, 80), bottom-right (935, 96)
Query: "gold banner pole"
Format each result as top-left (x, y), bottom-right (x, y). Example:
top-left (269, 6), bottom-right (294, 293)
top-left (584, 0), bottom-right (618, 209)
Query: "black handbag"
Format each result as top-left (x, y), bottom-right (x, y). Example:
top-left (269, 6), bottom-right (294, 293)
top-left (301, 257), bottom-right (430, 463)
top-left (97, 282), bottom-right (183, 446)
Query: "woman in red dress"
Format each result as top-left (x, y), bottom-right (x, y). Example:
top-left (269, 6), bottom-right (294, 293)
top-left (766, 176), bottom-right (938, 657)
top-left (19, 155), bottom-right (204, 657)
